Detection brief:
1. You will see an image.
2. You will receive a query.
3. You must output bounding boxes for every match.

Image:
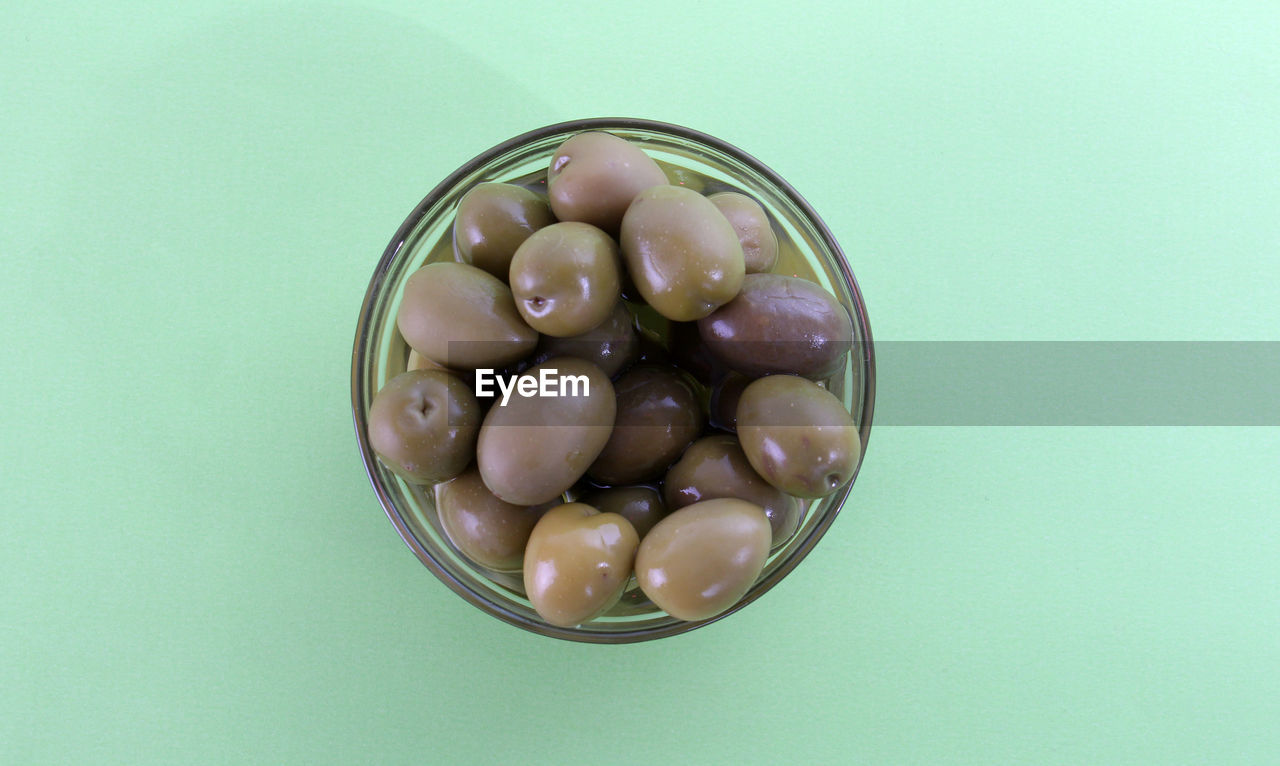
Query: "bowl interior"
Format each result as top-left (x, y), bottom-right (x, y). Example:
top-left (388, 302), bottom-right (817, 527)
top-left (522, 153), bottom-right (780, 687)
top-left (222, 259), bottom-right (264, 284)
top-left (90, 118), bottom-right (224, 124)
top-left (352, 118), bottom-right (874, 642)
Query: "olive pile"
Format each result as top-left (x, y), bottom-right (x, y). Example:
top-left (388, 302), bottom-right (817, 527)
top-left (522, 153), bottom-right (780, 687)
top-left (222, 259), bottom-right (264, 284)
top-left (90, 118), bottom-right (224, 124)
top-left (368, 131), bottom-right (861, 628)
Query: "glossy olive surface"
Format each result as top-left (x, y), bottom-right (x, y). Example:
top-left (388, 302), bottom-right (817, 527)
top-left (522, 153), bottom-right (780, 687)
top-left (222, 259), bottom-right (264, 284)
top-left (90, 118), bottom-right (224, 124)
top-left (588, 366), bottom-right (704, 485)
top-left (367, 369), bottom-right (480, 483)
top-left (436, 468), bottom-right (546, 572)
top-left (709, 372), bottom-right (752, 432)
top-left (620, 185), bottom-right (746, 321)
top-left (508, 222), bottom-right (621, 337)
top-left (578, 486), bottom-right (666, 539)
top-left (454, 182), bottom-right (554, 279)
top-left (533, 300), bottom-right (638, 378)
top-left (523, 503), bottom-right (640, 627)
top-left (709, 192), bottom-right (779, 274)
top-left (635, 498), bottom-right (771, 622)
top-left (736, 375), bottom-right (862, 498)
top-left (396, 262), bottom-right (538, 370)
top-left (476, 357), bottom-right (616, 505)
top-left (663, 434), bottom-right (803, 548)
top-left (547, 132), bottom-right (668, 234)
top-left (697, 273), bottom-right (853, 379)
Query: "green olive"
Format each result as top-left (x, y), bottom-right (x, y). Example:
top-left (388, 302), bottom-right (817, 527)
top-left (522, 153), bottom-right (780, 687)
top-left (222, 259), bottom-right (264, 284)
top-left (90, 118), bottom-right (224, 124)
top-left (736, 375), bottom-right (861, 498)
top-left (396, 262), bottom-right (538, 370)
top-left (523, 503), bottom-right (639, 627)
top-left (620, 185), bottom-right (745, 321)
top-left (588, 366), bottom-right (704, 485)
top-left (579, 486), bottom-right (667, 539)
top-left (436, 468), bottom-right (547, 572)
top-left (476, 357), bottom-right (616, 505)
top-left (508, 222), bottom-right (621, 337)
top-left (708, 192), bottom-right (778, 274)
top-left (533, 301), bottom-right (638, 378)
top-left (367, 369), bottom-right (479, 483)
top-left (454, 182), bottom-right (554, 279)
top-left (697, 273), bottom-right (853, 379)
top-left (547, 132), bottom-right (668, 234)
top-left (635, 498), bottom-right (771, 621)
top-left (663, 434), bottom-right (803, 548)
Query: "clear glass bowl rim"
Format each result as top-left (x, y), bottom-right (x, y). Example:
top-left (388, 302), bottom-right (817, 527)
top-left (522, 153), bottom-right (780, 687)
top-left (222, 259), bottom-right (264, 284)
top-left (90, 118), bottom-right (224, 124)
top-left (351, 117), bottom-right (876, 643)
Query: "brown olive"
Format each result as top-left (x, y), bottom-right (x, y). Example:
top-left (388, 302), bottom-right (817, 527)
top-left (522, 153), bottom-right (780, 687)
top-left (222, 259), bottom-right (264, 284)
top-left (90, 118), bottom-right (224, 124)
top-left (708, 192), bottom-right (778, 274)
top-left (367, 369), bottom-right (479, 483)
top-left (476, 357), bottom-right (616, 505)
top-left (620, 185), bottom-right (745, 321)
top-left (663, 434), bottom-right (803, 549)
top-left (709, 372), bottom-right (752, 432)
top-left (697, 273), bottom-right (853, 379)
top-left (547, 132), bottom-right (668, 234)
top-left (436, 468), bottom-right (547, 572)
top-left (588, 366), bottom-right (704, 485)
top-left (635, 498), bottom-right (771, 621)
top-left (523, 503), bottom-right (639, 627)
top-left (508, 222), bottom-right (621, 337)
top-left (533, 301), bottom-right (638, 378)
top-left (454, 182), bottom-right (554, 279)
top-left (736, 374), bottom-right (861, 498)
top-left (666, 320), bottom-right (723, 386)
top-left (578, 486), bottom-right (667, 539)
top-left (396, 262), bottom-right (538, 370)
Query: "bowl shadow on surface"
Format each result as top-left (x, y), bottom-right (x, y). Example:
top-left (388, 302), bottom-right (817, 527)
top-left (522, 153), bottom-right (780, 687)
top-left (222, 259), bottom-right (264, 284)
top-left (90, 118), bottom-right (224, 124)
top-left (44, 4), bottom-right (557, 638)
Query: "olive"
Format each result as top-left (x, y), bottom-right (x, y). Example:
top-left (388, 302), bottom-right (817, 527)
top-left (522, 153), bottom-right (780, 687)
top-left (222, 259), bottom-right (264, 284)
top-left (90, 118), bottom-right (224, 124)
top-left (736, 375), bottom-right (861, 498)
top-left (708, 192), bottom-right (778, 274)
top-left (709, 372), bottom-right (752, 432)
top-left (620, 185), bottom-right (745, 321)
top-left (697, 273), bottom-right (852, 379)
top-left (454, 182), bottom-right (554, 279)
top-left (533, 301), bottom-right (638, 378)
top-left (523, 503), bottom-right (639, 627)
top-left (588, 366), bottom-right (704, 485)
top-left (667, 320), bottom-right (723, 386)
top-left (396, 262), bottom-right (538, 370)
top-left (578, 486), bottom-right (666, 539)
top-left (635, 498), bottom-right (771, 621)
top-left (367, 369), bottom-right (479, 483)
top-left (436, 468), bottom-right (547, 572)
top-left (508, 222), bottom-right (621, 337)
top-left (476, 357), bottom-right (616, 505)
top-left (547, 132), bottom-right (668, 234)
top-left (663, 434), bottom-right (803, 549)
top-left (406, 348), bottom-right (447, 373)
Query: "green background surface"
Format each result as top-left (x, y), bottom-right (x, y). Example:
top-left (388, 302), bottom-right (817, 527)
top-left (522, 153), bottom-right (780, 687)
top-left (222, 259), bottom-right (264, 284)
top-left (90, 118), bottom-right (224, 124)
top-left (4, 1), bottom-right (1278, 763)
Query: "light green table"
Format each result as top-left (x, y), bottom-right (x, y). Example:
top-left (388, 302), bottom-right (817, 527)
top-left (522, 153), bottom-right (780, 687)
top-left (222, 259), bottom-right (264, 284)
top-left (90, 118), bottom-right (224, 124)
top-left (4, 2), bottom-right (1277, 763)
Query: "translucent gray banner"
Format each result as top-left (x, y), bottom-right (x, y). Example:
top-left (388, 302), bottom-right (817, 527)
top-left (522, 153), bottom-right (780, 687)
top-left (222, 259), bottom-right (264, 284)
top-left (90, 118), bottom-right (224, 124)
top-left (876, 342), bottom-right (1280, 425)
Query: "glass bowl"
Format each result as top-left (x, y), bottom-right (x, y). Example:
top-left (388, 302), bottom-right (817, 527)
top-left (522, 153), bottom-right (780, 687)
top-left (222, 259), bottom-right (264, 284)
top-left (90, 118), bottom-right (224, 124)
top-left (351, 118), bottom-right (875, 643)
